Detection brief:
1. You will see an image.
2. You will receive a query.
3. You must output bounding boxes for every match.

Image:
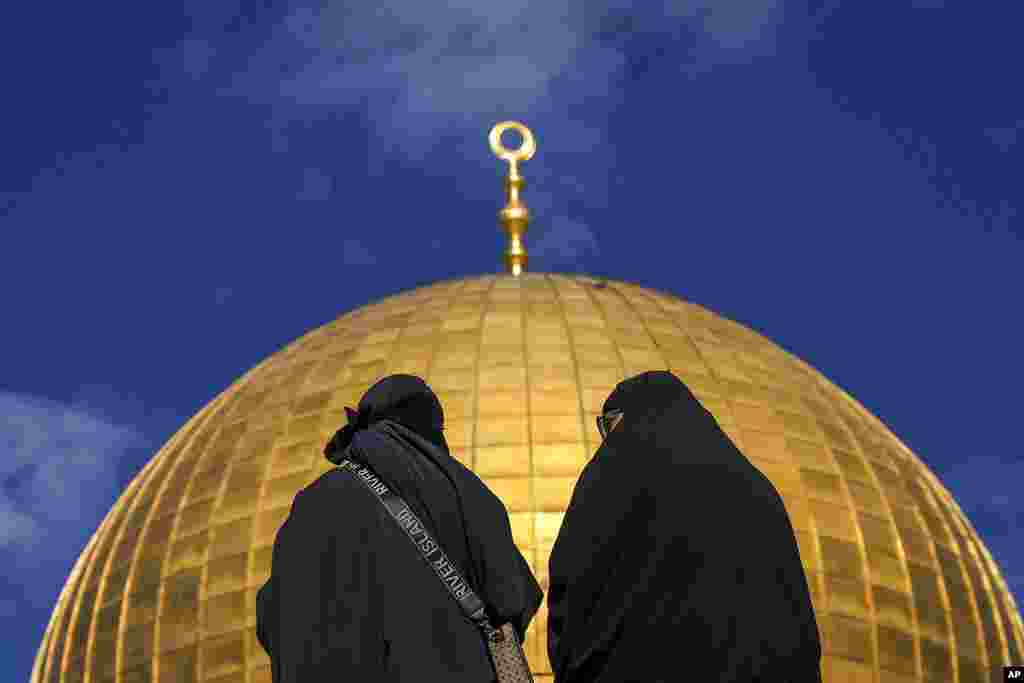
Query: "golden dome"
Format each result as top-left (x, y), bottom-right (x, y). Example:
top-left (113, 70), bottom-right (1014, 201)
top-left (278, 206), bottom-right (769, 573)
top-left (31, 273), bottom-right (1023, 683)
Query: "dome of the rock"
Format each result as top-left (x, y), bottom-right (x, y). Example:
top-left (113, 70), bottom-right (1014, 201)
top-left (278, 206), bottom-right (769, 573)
top-left (30, 273), bottom-right (1024, 683)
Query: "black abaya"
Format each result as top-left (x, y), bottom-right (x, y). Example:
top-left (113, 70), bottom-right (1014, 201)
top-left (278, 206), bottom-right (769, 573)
top-left (547, 370), bottom-right (822, 683)
top-left (256, 374), bottom-right (543, 682)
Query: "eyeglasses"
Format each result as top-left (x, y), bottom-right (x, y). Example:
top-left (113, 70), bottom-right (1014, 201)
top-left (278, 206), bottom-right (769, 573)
top-left (596, 409), bottom-right (624, 440)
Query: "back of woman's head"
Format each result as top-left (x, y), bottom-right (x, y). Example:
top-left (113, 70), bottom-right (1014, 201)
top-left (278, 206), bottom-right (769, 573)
top-left (357, 374), bottom-right (444, 436)
top-left (324, 374), bottom-right (446, 462)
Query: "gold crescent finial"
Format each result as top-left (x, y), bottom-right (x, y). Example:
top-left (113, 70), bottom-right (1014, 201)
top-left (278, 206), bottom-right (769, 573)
top-left (489, 121), bottom-right (535, 276)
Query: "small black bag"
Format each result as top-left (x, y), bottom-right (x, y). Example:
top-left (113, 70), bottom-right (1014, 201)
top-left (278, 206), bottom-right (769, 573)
top-left (340, 459), bottom-right (534, 683)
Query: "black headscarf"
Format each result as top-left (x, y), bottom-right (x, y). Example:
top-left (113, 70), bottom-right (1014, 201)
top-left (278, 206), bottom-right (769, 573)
top-left (324, 373), bottom-right (447, 460)
top-left (548, 370), bottom-right (822, 683)
top-left (324, 373), bottom-right (542, 636)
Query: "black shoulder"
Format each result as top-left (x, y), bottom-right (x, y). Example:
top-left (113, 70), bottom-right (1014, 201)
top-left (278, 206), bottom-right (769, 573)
top-left (292, 467), bottom-right (377, 512)
top-left (311, 466), bottom-right (372, 493)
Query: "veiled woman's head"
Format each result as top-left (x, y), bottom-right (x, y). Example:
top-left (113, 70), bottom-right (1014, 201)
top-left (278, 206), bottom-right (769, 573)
top-left (599, 370), bottom-right (697, 439)
top-left (357, 374), bottom-right (444, 435)
top-left (324, 374), bottom-right (446, 462)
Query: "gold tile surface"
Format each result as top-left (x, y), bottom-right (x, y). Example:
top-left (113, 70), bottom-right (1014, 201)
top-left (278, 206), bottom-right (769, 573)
top-left (30, 274), bottom-right (1024, 682)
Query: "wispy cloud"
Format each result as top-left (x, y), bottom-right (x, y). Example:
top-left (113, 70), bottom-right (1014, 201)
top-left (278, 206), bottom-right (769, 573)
top-left (531, 215), bottom-right (601, 272)
top-left (983, 120), bottom-right (1022, 153)
top-left (193, 1), bottom-right (783, 157)
top-left (167, 1), bottom-right (785, 259)
top-left (181, 37), bottom-right (217, 80)
top-left (214, 286), bottom-right (233, 305)
top-left (342, 239), bottom-right (375, 266)
top-left (0, 392), bottom-right (148, 577)
top-left (296, 166), bottom-right (333, 201)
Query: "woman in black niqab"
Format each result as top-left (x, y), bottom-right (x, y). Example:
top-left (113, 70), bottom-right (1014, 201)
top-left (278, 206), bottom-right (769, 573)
top-left (256, 374), bottom-right (542, 682)
top-left (547, 370), bottom-right (822, 683)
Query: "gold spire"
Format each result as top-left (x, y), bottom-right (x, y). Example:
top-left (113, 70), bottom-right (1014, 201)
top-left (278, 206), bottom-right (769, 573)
top-left (489, 121), bottom-right (536, 276)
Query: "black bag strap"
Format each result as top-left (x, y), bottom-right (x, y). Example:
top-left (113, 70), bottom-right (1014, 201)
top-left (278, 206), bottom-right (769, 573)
top-left (338, 459), bottom-right (502, 640)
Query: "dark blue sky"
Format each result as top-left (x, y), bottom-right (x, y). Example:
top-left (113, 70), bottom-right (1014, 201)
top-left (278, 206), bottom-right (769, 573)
top-left (2, 1), bottom-right (1021, 680)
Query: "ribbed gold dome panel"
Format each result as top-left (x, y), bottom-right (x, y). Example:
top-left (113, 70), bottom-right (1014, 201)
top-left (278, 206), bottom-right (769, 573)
top-left (31, 273), bottom-right (1023, 683)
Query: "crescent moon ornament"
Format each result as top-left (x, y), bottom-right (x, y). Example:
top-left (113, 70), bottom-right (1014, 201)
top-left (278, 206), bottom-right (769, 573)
top-left (489, 121), bottom-right (536, 167)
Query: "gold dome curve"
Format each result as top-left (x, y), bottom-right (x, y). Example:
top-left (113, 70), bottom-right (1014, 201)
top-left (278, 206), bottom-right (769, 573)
top-left (31, 273), bottom-right (1024, 683)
